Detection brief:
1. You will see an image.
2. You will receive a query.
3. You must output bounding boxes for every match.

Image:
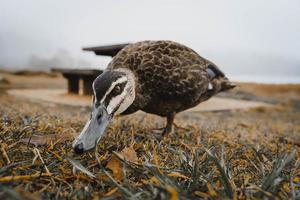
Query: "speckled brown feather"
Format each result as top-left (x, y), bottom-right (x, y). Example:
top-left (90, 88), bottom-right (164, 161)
top-left (107, 40), bottom-right (231, 117)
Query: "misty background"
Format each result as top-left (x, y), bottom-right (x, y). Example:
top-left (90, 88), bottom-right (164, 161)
top-left (0, 0), bottom-right (299, 83)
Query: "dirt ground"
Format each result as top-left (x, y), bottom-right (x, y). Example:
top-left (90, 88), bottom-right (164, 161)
top-left (0, 71), bottom-right (299, 199)
top-left (7, 88), bottom-right (270, 112)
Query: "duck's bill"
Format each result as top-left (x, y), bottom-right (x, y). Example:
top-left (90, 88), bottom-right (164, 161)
top-left (72, 105), bottom-right (112, 153)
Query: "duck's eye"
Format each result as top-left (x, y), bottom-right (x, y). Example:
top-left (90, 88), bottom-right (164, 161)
top-left (112, 85), bottom-right (121, 95)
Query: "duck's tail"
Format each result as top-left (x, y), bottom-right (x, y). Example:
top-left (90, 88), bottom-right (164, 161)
top-left (219, 77), bottom-right (236, 92)
top-left (207, 63), bottom-right (236, 93)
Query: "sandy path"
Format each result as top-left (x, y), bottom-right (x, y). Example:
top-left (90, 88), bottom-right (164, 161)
top-left (7, 89), bottom-right (270, 112)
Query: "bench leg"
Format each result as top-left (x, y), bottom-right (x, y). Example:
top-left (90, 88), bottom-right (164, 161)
top-left (68, 76), bottom-right (79, 94)
top-left (83, 78), bottom-right (94, 95)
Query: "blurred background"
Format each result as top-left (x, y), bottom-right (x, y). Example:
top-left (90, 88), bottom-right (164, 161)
top-left (0, 0), bottom-right (299, 83)
top-left (1, 2), bottom-right (300, 199)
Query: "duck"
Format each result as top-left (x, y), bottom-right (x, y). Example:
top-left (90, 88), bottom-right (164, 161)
top-left (73, 40), bottom-right (235, 153)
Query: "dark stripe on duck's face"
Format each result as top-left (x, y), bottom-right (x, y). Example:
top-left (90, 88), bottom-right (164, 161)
top-left (93, 70), bottom-right (126, 105)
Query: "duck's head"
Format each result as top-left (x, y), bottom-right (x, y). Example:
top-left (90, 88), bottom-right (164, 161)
top-left (72, 68), bottom-right (135, 153)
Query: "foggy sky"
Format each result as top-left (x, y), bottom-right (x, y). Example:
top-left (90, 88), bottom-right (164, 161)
top-left (0, 0), bottom-right (300, 82)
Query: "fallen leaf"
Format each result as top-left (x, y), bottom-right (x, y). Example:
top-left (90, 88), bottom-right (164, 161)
top-left (141, 176), bottom-right (160, 186)
top-left (104, 187), bottom-right (118, 196)
top-left (207, 182), bottom-right (217, 197)
top-left (167, 172), bottom-right (190, 180)
top-left (283, 182), bottom-right (290, 193)
top-left (142, 173), bottom-right (188, 187)
top-left (106, 155), bottom-right (123, 181)
top-left (216, 180), bottom-right (222, 188)
top-left (106, 146), bottom-right (139, 180)
top-left (194, 191), bottom-right (209, 198)
top-left (19, 133), bottom-right (74, 146)
top-left (149, 176), bottom-right (160, 185)
top-left (165, 185), bottom-right (178, 200)
top-left (119, 146), bottom-right (138, 163)
top-left (0, 172), bottom-right (51, 182)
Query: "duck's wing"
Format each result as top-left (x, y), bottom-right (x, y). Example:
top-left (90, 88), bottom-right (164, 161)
top-left (207, 63), bottom-right (225, 78)
top-left (108, 40), bottom-right (210, 100)
top-left (108, 40), bottom-right (208, 70)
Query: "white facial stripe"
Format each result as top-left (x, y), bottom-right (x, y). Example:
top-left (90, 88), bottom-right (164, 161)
top-left (107, 79), bottom-right (135, 115)
top-left (106, 89), bottom-right (127, 115)
top-left (99, 77), bottom-right (127, 104)
top-left (91, 95), bottom-right (95, 106)
top-left (115, 84), bottom-right (133, 115)
top-left (114, 69), bottom-right (135, 115)
top-left (92, 80), bottom-right (97, 102)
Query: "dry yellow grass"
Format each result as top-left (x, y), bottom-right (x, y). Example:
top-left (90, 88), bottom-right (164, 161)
top-left (0, 73), bottom-right (299, 199)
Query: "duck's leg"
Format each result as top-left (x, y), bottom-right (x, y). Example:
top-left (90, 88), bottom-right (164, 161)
top-left (152, 113), bottom-right (175, 138)
top-left (161, 113), bottom-right (175, 137)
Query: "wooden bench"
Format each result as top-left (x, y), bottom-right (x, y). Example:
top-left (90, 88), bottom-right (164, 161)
top-left (52, 68), bottom-right (102, 95)
top-left (52, 43), bottom-right (129, 95)
top-left (82, 43), bottom-right (129, 56)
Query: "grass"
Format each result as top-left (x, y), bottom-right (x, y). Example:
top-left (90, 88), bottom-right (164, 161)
top-left (0, 78), bottom-right (299, 199)
top-left (0, 103), bottom-right (299, 199)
